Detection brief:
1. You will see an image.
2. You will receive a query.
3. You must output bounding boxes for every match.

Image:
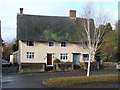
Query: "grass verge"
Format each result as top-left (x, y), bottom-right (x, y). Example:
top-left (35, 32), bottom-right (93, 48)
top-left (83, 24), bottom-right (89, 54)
top-left (43, 74), bottom-right (119, 88)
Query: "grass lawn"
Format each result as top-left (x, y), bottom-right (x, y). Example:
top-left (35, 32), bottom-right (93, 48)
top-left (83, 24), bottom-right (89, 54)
top-left (43, 74), bottom-right (119, 88)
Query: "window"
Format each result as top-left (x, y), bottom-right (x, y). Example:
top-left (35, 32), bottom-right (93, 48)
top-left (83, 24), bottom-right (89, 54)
top-left (61, 42), bottom-right (67, 47)
top-left (60, 53), bottom-right (68, 60)
top-left (49, 42), bottom-right (55, 47)
top-left (26, 52), bottom-right (34, 59)
top-left (83, 54), bottom-right (89, 61)
top-left (26, 41), bottom-right (34, 46)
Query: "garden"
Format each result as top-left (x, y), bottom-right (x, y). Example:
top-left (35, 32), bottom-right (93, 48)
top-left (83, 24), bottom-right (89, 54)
top-left (43, 74), bottom-right (119, 88)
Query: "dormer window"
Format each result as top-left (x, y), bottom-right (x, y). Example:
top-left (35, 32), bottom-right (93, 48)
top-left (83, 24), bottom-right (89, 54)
top-left (49, 42), bottom-right (55, 47)
top-left (61, 42), bottom-right (67, 47)
top-left (26, 41), bottom-right (34, 46)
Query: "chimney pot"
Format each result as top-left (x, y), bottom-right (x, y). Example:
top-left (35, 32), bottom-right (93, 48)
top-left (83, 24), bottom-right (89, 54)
top-left (20, 8), bottom-right (23, 15)
top-left (69, 10), bottom-right (76, 18)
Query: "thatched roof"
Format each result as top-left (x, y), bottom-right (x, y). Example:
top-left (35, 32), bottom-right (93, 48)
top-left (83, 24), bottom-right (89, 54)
top-left (17, 14), bottom-right (95, 42)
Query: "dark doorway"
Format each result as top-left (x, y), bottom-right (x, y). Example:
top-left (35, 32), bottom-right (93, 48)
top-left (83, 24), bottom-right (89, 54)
top-left (47, 54), bottom-right (52, 66)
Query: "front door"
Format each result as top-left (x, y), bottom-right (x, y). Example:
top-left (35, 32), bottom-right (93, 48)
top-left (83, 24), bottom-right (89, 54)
top-left (47, 54), bottom-right (52, 66)
top-left (73, 53), bottom-right (80, 65)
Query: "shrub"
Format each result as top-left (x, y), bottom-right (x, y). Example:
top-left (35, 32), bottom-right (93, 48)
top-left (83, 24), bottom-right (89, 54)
top-left (53, 64), bottom-right (56, 70)
top-left (60, 67), bottom-right (65, 71)
top-left (80, 62), bottom-right (87, 70)
top-left (58, 63), bottom-right (73, 68)
top-left (66, 61), bottom-right (72, 63)
top-left (53, 59), bottom-right (60, 63)
top-left (80, 64), bottom-right (85, 70)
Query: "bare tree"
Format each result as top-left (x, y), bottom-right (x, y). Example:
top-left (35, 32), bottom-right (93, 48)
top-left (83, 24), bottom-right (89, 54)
top-left (79, 2), bottom-right (110, 76)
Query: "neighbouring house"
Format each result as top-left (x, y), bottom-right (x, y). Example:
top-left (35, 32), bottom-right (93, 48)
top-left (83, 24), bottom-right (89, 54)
top-left (17, 8), bottom-right (95, 72)
top-left (0, 20), bottom-right (3, 61)
top-left (10, 51), bottom-right (19, 64)
top-left (0, 21), bottom-right (1, 46)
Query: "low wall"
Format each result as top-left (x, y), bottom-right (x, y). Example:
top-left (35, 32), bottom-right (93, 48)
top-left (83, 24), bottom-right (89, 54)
top-left (19, 63), bottom-right (46, 73)
top-left (54, 63), bottom-right (74, 71)
top-left (103, 62), bottom-right (117, 66)
top-left (80, 61), bottom-right (99, 70)
top-left (101, 62), bottom-right (117, 69)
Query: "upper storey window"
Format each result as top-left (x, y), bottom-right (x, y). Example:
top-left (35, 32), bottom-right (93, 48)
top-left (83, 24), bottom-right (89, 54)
top-left (48, 42), bottom-right (55, 47)
top-left (26, 41), bottom-right (34, 46)
top-left (61, 42), bottom-right (67, 47)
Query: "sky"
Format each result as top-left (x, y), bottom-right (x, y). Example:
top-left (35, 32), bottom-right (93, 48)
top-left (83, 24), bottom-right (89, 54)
top-left (0, 0), bottom-right (119, 43)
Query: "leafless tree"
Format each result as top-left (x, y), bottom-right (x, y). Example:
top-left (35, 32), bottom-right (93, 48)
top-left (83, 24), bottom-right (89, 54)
top-left (79, 2), bottom-right (110, 76)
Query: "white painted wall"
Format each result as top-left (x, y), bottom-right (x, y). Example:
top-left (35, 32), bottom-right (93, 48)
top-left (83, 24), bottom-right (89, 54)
top-left (19, 40), bottom-right (92, 66)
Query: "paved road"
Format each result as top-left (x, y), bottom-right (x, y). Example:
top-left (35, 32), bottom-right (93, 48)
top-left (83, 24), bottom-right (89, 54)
top-left (2, 70), bottom-right (120, 88)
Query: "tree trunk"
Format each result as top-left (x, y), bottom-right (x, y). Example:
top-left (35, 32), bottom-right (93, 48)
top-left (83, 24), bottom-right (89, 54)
top-left (87, 50), bottom-right (96, 76)
top-left (87, 53), bottom-right (91, 76)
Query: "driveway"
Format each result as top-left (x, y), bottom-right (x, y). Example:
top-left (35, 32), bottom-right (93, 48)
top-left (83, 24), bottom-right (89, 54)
top-left (2, 70), bottom-right (120, 88)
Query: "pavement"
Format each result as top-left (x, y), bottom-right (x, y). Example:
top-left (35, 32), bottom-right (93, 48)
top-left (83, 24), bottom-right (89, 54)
top-left (2, 70), bottom-right (120, 88)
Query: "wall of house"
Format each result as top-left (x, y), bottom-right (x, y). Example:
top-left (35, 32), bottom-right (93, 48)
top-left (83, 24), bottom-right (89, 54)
top-left (19, 40), bottom-right (92, 65)
top-left (10, 55), bottom-right (14, 64)
top-left (10, 52), bottom-right (19, 64)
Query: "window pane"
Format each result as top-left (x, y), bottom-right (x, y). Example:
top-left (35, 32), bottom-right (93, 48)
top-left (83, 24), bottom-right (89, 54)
top-left (32, 53), bottom-right (34, 58)
top-left (83, 54), bottom-right (89, 60)
top-left (49, 42), bottom-right (54, 47)
top-left (29, 55), bottom-right (32, 59)
top-left (26, 52), bottom-right (34, 59)
top-left (26, 41), bottom-right (34, 46)
top-left (61, 42), bottom-right (67, 47)
top-left (29, 41), bottom-right (34, 46)
top-left (63, 56), bottom-right (65, 60)
top-left (60, 56), bottom-right (62, 60)
top-left (60, 53), bottom-right (68, 60)
top-left (27, 55), bottom-right (29, 58)
top-left (27, 41), bottom-right (28, 46)
top-left (66, 56), bottom-right (68, 60)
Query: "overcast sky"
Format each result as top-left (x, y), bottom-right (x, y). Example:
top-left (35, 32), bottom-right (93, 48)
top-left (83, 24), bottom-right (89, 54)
top-left (0, 0), bottom-right (119, 43)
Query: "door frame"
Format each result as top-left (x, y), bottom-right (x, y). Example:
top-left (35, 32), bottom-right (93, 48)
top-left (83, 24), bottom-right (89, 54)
top-left (46, 53), bottom-right (53, 66)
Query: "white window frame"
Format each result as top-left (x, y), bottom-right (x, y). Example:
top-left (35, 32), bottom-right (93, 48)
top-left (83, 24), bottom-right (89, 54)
top-left (26, 41), bottom-right (35, 46)
top-left (60, 53), bottom-right (68, 61)
top-left (61, 42), bottom-right (67, 47)
top-left (48, 41), bottom-right (55, 47)
top-left (26, 52), bottom-right (35, 60)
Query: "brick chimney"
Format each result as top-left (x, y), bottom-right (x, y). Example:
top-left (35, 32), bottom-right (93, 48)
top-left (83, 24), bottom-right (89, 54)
top-left (69, 10), bottom-right (76, 18)
top-left (20, 8), bottom-right (23, 15)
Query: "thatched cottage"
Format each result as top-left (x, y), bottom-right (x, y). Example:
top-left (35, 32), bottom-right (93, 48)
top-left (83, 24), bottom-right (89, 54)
top-left (17, 8), bottom-right (95, 72)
